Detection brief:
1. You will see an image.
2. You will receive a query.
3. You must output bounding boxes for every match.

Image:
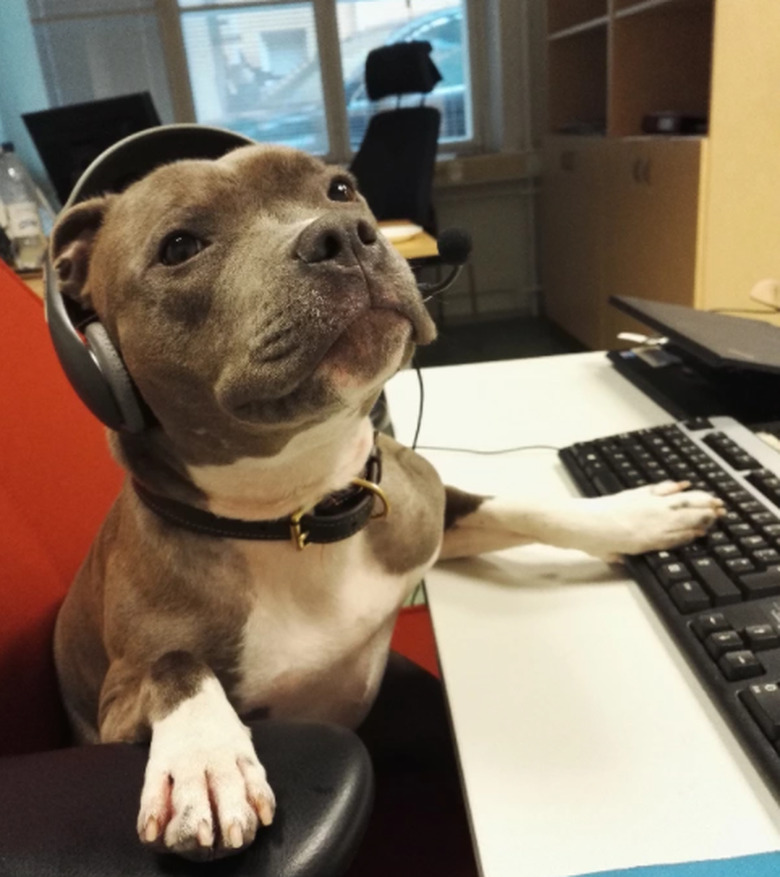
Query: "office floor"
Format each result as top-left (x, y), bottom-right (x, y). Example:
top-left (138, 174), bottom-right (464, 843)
top-left (414, 314), bottom-right (584, 368)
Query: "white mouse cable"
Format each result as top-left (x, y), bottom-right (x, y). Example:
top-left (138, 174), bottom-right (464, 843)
top-left (410, 361), bottom-right (559, 455)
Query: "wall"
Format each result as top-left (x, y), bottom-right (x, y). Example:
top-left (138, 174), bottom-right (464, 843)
top-left (0, 0), bottom-right (52, 194)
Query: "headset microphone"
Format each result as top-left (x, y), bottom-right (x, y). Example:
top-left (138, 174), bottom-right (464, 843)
top-left (418, 228), bottom-right (472, 301)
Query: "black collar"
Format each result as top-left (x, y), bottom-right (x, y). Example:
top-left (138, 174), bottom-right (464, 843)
top-left (132, 446), bottom-right (387, 549)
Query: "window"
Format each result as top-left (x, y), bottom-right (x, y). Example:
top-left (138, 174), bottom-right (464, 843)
top-left (29, 0), bottom-right (475, 162)
top-left (337, 1), bottom-right (471, 150)
top-left (177, 3), bottom-right (327, 152)
top-left (30, 1), bottom-right (175, 123)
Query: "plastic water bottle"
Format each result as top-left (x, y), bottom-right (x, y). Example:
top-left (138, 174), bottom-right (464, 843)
top-left (0, 142), bottom-right (47, 271)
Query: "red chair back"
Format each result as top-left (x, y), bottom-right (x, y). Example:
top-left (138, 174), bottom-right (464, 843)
top-left (0, 262), bottom-right (123, 754)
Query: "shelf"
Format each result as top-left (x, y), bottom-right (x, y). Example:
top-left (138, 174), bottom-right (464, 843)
top-left (547, 0), bottom-right (607, 35)
top-left (545, 0), bottom-right (714, 138)
top-left (548, 16), bottom-right (610, 42)
top-left (614, 0), bottom-right (712, 18)
top-left (547, 25), bottom-right (608, 136)
top-left (609, 0), bottom-right (714, 136)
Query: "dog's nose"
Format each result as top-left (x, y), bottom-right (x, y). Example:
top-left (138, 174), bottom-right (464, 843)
top-left (295, 216), bottom-right (378, 266)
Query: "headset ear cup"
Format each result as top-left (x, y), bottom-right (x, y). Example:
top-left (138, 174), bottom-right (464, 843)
top-left (83, 322), bottom-right (148, 433)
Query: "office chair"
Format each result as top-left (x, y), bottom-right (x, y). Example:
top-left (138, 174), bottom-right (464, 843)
top-left (350, 41), bottom-right (442, 234)
top-left (0, 263), bottom-right (374, 874)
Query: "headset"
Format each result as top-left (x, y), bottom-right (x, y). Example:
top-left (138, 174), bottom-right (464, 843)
top-left (45, 123), bottom-right (471, 434)
top-left (44, 124), bottom-right (254, 434)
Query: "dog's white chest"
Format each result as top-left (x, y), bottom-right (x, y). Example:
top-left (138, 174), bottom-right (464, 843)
top-left (232, 532), bottom-right (432, 727)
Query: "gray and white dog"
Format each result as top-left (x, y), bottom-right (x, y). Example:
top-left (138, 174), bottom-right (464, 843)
top-left (50, 143), bottom-right (722, 858)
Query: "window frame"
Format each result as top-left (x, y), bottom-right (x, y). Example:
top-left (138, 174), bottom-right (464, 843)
top-left (156, 0), bottom-right (485, 164)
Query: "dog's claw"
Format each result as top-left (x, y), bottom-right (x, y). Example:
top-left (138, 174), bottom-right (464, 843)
top-left (197, 820), bottom-right (214, 848)
top-left (254, 795), bottom-right (275, 827)
top-left (143, 816), bottom-right (160, 844)
top-left (227, 821), bottom-right (244, 849)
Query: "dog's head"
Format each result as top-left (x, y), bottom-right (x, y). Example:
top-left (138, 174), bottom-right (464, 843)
top-left (50, 144), bottom-right (436, 457)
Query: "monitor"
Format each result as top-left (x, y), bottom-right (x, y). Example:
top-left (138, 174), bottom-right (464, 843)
top-left (23, 92), bottom-right (161, 205)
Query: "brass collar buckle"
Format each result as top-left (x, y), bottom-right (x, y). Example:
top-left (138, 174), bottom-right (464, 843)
top-left (350, 477), bottom-right (391, 519)
top-left (288, 478), bottom-right (390, 551)
top-left (289, 507), bottom-right (310, 551)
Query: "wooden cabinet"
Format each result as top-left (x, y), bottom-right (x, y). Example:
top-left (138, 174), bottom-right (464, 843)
top-left (601, 137), bottom-right (703, 347)
top-left (541, 138), bottom-right (606, 347)
top-left (540, 0), bottom-right (780, 350)
top-left (542, 136), bottom-right (702, 349)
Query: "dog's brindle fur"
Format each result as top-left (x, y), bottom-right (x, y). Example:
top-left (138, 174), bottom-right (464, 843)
top-left (51, 144), bottom-right (723, 858)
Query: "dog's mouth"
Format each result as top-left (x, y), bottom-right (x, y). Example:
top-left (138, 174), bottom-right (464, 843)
top-left (319, 306), bottom-right (413, 378)
top-left (222, 304), bottom-right (416, 426)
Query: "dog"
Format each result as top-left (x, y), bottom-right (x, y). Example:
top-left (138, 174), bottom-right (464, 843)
top-left (50, 142), bottom-right (724, 859)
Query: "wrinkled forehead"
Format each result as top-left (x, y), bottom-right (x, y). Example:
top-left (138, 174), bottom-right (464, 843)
top-left (109, 144), bottom-right (339, 226)
top-left (218, 142), bottom-right (331, 190)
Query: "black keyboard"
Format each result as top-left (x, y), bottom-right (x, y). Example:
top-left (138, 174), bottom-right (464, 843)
top-left (560, 415), bottom-right (780, 801)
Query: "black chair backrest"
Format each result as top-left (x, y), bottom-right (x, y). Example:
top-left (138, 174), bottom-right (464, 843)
top-left (364, 41), bottom-right (442, 100)
top-left (350, 41), bottom-right (442, 233)
top-left (350, 107), bottom-right (440, 232)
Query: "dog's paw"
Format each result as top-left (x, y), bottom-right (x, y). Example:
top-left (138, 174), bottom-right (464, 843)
top-left (571, 480), bottom-right (724, 560)
top-left (137, 678), bottom-right (275, 859)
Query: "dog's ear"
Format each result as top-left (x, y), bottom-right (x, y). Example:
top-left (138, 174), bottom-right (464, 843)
top-left (50, 196), bottom-right (114, 307)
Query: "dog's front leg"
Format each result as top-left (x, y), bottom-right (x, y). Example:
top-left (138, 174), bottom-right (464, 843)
top-left (440, 481), bottom-right (724, 562)
top-left (100, 651), bottom-right (275, 859)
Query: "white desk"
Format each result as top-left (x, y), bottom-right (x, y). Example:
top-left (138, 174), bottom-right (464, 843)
top-left (384, 352), bottom-right (780, 877)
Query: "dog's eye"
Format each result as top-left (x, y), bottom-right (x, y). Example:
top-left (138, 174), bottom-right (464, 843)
top-left (327, 178), bottom-right (356, 202)
top-left (160, 232), bottom-right (204, 266)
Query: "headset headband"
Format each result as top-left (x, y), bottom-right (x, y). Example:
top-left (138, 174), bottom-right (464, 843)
top-left (45, 124), bottom-right (254, 432)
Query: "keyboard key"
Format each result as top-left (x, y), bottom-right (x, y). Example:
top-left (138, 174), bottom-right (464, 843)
top-left (658, 562), bottom-right (692, 587)
top-left (705, 629), bottom-right (744, 659)
top-left (743, 624), bottom-right (780, 651)
top-left (593, 471), bottom-right (623, 494)
top-left (718, 650), bottom-right (764, 681)
top-left (691, 611), bottom-right (730, 640)
top-left (679, 541), bottom-right (709, 559)
top-left (683, 417), bottom-right (713, 431)
top-left (738, 500), bottom-right (767, 514)
top-left (726, 557), bottom-right (755, 575)
top-left (748, 511), bottom-right (777, 525)
top-left (740, 566), bottom-right (780, 598)
top-left (691, 557), bottom-right (742, 605)
top-left (740, 683), bottom-right (780, 741)
top-left (746, 471), bottom-right (780, 506)
top-left (724, 489), bottom-right (754, 503)
top-left (713, 544), bottom-right (741, 560)
top-left (702, 432), bottom-right (760, 470)
top-left (741, 535), bottom-right (768, 551)
top-left (753, 548), bottom-right (780, 566)
top-left (646, 550), bottom-right (677, 569)
top-left (668, 581), bottom-right (711, 613)
top-left (726, 522), bottom-right (755, 539)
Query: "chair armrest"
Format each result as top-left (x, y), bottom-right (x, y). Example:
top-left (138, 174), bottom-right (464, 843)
top-left (0, 720), bottom-right (373, 877)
